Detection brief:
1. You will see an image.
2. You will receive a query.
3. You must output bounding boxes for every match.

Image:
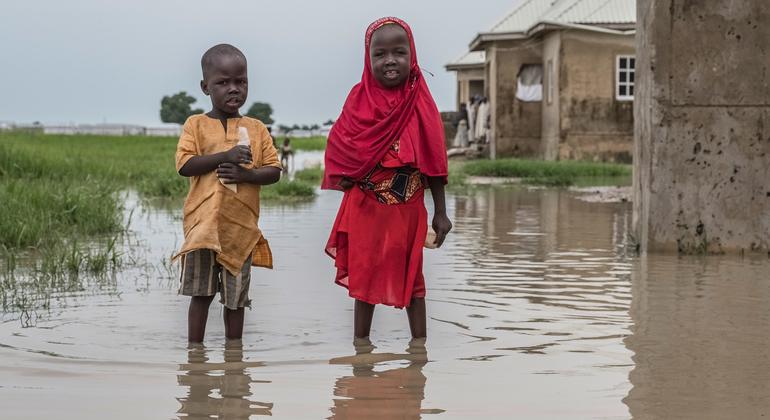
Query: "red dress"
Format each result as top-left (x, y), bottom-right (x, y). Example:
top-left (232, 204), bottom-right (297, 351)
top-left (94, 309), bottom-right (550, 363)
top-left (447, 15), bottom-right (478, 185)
top-left (325, 142), bottom-right (428, 309)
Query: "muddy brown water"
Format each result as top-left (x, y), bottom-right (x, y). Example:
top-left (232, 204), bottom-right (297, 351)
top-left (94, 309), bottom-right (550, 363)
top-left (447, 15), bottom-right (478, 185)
top-left (1, 157), bottom-right (769, 419)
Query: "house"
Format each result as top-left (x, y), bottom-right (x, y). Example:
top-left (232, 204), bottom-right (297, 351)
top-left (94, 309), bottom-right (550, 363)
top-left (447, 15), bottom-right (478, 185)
top-left (447, 0), bottom-right (636, 162)
top-left (446, 51), bottom-right (486, 109)
top-left (43, 124), bottom-right (146, 136)
top-left (146, 123), bottom-right (182, 137)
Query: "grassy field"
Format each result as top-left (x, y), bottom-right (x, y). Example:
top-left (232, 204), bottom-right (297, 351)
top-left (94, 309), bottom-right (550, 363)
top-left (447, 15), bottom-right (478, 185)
top-left (0, 132), bottom-right (318, 272)
top-left (456, 159), bottom-right (631, 187)
top-left (281, 136), bottom-right (327, 151)
top-left (0, 131), bottom-right (323, 318)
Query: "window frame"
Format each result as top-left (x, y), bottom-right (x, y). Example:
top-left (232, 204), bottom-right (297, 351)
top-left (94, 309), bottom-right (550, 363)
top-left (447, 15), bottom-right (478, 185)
top-left (616, 55), bottom-right (635, 101)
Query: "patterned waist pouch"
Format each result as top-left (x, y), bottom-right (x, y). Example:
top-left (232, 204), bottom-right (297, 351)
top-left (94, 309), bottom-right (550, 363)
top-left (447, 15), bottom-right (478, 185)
top-left (359, 165), bottom-right (425, 205)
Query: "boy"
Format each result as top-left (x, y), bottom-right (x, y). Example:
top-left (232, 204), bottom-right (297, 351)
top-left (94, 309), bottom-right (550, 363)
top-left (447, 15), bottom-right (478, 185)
top-left (174, 44), bottom-right (282, 343)
top-left (280, 137), bottom-right (293, 170)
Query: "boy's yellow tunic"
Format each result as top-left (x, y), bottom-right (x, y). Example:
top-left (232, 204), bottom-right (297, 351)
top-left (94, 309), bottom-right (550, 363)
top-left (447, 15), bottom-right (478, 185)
top-left (174, 115), bottom-right (281, 275)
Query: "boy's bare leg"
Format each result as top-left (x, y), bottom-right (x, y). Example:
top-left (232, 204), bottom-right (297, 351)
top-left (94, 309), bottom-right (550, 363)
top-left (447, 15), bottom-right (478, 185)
top-left (224, 308), bottom-right (245, 340)
top-left (354, 300), bottom-right (375, 338)
top-left (188, 295), bottom-right (216, 343)
top-left (406, 297), bottom-right (427, 338)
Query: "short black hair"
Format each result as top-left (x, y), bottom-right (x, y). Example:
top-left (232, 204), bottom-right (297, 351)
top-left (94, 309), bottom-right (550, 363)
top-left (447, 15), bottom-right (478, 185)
top-left (201, 44), bottom-right (246, 79)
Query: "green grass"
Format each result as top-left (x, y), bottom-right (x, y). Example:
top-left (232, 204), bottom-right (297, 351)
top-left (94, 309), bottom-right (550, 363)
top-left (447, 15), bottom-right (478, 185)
top-left (0, 178), bottom-right (122, 249)
top-left (283, 136), bottom-right (327, 151)
top-left (0, 131), bottom-right (317, 200)
top-left (460, 158), bottom-right (631, 187)
top-left (447, 162), bottom-right (468, 189)
top-left (0, 132), bottom-right (315, 286)
top-left (261, 179), bottom-right (316, 202)
top-left (294, 165), bottom-right (324, 184)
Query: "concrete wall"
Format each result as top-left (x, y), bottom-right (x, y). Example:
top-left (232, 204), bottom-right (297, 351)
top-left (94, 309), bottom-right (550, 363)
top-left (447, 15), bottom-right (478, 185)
top-left (559, 31), bottom-right (635, 163)
top-left (488, 40), bottom-right (544, 158)
top-left (634, 0), bottom-right (770, 254)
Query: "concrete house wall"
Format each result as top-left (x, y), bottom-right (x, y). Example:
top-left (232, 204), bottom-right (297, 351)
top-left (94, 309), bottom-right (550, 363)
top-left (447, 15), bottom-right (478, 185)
top-left (488, 40), bottom-right (544, 158)
top-left (558, 31), bottom-right (635, 162)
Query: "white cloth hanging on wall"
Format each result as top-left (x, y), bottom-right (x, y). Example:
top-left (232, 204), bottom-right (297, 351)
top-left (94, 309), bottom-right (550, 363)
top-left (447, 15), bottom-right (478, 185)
top-left (516, 64), bottom-right (543, 102)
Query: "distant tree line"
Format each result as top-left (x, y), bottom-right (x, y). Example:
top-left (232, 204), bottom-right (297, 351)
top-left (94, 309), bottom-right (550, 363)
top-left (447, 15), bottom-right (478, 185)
top-left (160, 91), bottom-right (334, 131)
top-left (160, 91), bottom-right (274, 125)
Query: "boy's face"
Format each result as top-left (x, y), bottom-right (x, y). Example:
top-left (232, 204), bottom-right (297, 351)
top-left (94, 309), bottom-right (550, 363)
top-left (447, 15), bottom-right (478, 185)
top-left (369, 25), bottom-right (411, 89)
top-left (201, 55), bottom-right (248, 117)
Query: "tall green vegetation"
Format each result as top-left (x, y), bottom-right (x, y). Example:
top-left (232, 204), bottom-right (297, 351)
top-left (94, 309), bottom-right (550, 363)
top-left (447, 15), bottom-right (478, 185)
top-left (0, 131), bottom-right (321, 320)
top-left (282, 136), bottom-right (327, 151)
top-left (0, 132), bottom-right (318, 265)
top-left (459, 159), bottom-right (631, 187)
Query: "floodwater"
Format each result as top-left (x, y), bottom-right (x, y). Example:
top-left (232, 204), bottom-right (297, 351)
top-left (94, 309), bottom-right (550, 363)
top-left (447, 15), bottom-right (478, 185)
top-left (2, 154), bottom-right (770, 419)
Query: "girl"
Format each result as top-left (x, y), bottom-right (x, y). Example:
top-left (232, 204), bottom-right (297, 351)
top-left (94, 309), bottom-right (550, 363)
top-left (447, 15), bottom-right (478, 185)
top-left (323, 17), bottom-right (452, 339)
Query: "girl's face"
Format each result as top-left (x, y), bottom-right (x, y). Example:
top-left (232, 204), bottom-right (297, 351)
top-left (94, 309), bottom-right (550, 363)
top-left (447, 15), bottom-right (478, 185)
top-left (369, 24), bottom-right (411, 89)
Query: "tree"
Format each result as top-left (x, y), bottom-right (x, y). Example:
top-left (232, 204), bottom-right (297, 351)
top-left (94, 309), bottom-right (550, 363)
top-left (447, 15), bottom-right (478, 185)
top-left (310, 124), bottom-right (320, 130)
top-left (323, 119), bottom-right (336, 126)
top-left (160, 91), bottom-right (203, 124)
top-left (291, 124), bottom-right (300, 130)
top-left (245, 102), bottom-right (274, 124)
top-left (277, 124), bottom-right (291, 133)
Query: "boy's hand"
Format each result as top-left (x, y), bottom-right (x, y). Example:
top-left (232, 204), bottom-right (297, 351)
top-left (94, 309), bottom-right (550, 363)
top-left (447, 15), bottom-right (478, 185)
top-left (216, 163), bottom-right (253, 184)
top-left (431, 212), bottom-right (453, 248)
top-left (223, 145), bottom-right (252, 165)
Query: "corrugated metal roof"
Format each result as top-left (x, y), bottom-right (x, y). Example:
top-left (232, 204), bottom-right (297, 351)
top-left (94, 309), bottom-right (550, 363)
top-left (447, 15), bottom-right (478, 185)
top-left (539, 0), bottom-right (635, 25)
top-left (488, 0), bottom-right (634, 34)
top-left (489, 0), bottom-right (555, 33)
top-left (447, 51), bottom-right (486, 67)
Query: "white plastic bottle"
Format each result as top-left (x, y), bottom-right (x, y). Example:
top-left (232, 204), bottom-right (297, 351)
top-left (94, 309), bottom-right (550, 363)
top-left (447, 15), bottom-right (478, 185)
top-left (221, 127), bottom-right (251, 193)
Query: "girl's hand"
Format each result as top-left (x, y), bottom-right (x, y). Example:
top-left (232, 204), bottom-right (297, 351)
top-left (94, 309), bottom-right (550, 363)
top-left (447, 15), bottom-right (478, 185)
top-left (338, 177), bottom-right (355, 190)
top-left (431, 212), bottom-right (453, 248)
top-left (216, 163), bottom-right (253, 184)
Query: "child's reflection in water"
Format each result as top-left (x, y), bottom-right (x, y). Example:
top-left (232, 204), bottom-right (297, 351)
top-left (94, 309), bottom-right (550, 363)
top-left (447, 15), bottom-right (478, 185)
top-left (328, 338), bottom-right (444, 419)
top-left (177, 340), bottom-right (273, 419)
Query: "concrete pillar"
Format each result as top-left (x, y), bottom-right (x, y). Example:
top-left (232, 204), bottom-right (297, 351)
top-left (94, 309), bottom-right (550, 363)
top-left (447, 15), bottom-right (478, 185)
top-left (488, 45), bottom-right (498, 160)
top-left (633, 0), bottom-right (770, 254)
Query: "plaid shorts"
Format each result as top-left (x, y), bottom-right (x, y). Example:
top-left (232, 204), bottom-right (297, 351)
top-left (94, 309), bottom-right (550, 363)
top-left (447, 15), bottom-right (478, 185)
top-left (179, 249), bottom-right (252, 310)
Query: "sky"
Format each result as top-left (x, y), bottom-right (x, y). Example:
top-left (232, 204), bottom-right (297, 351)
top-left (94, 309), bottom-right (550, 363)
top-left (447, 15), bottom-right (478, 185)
top-left (0, 0), bottom-right (516, 127)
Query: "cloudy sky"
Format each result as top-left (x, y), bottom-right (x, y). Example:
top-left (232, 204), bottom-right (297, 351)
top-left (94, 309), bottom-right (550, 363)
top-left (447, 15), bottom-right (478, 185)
top-left (1, 0), bottom-right (516, 126)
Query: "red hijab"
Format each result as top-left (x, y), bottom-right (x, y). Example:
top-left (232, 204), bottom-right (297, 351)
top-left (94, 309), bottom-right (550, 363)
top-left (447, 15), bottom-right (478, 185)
top-left (322, 17), bottom-right (448, 190)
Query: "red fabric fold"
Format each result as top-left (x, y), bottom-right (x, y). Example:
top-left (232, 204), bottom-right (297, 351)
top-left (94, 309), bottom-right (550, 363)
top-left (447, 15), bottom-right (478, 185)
top-left (322, 17), bottom-right (448, 190)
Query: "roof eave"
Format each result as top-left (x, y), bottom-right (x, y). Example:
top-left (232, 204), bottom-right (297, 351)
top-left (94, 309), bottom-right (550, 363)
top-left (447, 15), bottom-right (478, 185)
top-left (527, 20), bottom-right (636, 37)
top-left (469, 31), bottom-right (527, 51)
top-left (445, 62), bottom-right (486, 72)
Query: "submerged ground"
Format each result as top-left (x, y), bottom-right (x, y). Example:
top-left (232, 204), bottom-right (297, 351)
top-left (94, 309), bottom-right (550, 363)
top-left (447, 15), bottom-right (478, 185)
top-left (1, 136), bottom-right (768, 419)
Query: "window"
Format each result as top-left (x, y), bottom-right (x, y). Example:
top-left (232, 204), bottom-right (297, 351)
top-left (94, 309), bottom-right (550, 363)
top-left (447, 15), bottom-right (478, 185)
top-left (516, 64), bottom-right (543, 102)
top-left (546, 59), bottom-right (554, 104)
top-left (616, 55), bottom-right (635, 101)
